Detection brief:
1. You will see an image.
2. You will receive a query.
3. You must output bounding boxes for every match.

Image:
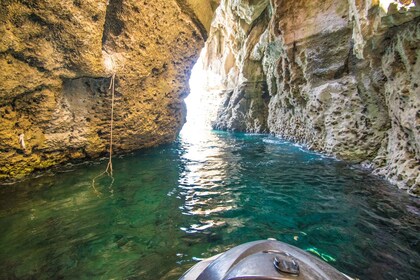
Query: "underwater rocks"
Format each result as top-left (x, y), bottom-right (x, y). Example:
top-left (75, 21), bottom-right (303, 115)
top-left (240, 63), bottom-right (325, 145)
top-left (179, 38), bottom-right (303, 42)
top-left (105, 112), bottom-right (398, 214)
top-left (0, 0), bottom-right (211, 181)
top-left (202, 0), bottom-right (420, 195)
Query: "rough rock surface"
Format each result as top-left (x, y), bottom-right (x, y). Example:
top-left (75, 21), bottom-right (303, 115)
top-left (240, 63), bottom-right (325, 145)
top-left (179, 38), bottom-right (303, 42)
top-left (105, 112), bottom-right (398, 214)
top-left (202, 0), bottom-right (420, 195)
top-left (201, 0), bottom-right (271, 132)
top-left (0, 0), bottom-right (213, 181)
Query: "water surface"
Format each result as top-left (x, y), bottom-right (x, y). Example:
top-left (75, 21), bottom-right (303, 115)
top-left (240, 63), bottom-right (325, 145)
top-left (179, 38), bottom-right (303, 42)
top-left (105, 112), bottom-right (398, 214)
top-left (0, 130), bottom-right (419, 279)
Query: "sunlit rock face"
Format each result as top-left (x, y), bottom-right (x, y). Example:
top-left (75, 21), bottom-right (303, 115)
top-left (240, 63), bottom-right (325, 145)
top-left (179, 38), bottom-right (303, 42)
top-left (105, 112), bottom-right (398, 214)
top-left (202, 0), bottom-right (420, 195)
top-left (0, 0), bottom-right (214, 181)
top-left (201, 0), bottom-right (271, 132)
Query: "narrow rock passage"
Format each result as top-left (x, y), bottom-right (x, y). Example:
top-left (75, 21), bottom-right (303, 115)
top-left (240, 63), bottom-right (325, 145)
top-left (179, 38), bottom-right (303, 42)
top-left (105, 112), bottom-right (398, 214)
top-left (0, 131), bottom-right (419, 279)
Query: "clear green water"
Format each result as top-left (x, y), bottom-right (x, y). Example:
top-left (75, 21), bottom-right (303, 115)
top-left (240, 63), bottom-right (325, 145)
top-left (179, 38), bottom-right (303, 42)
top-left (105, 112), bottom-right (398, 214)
top-left (0, 131), bottom-right (419, 280)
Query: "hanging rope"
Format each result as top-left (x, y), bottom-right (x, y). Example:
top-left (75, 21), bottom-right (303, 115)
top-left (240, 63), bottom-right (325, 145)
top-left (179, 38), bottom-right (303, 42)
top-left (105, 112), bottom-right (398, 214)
top-left (91, 73), bottom-right (116, 194)
top-left (108, 72), bottom-right (115, 176)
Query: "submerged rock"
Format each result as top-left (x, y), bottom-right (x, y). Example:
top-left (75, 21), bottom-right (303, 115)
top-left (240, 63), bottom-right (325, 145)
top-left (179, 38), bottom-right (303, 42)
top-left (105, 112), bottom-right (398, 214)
top-left (201, 0), bottom-right (420, 195)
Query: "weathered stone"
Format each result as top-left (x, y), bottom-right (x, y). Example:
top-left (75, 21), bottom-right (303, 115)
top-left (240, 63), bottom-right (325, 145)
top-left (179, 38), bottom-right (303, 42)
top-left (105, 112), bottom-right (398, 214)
top-left (201, 0), bottom-right (271, 132)
top-left (201, 0), bottom-right (420, 195)
top-left (0, 0), bottom-right (214, 182)
top-left (1, 0), bottom-right (419, 196)
top-left (214, 81), bottom-right (270, 132)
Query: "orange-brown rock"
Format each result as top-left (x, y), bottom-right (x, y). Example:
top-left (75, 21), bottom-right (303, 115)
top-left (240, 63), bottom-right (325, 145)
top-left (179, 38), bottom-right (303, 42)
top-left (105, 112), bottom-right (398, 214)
top-left (0, 0), bottom-right (213, 181)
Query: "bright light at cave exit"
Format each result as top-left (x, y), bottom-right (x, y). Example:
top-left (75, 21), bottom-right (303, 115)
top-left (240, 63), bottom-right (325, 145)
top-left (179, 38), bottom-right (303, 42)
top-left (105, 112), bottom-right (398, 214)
top-left (180, 49), bottom-right (221, 141)
top-left (379, 0), bottom-right (415, 12)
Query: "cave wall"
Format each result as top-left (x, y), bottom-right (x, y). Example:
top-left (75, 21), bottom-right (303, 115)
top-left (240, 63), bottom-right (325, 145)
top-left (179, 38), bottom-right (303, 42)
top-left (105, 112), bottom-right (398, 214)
top-left (0, 0), bottom-right (213, 181)
top-left (203, 0), bottom-right (420, 195)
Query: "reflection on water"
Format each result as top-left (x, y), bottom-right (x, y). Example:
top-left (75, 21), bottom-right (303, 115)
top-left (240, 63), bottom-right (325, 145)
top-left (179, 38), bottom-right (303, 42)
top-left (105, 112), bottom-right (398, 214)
top-left (0, 131), bottom-right (420, 279)
top-left (177, 128), bottom-right (240, 235)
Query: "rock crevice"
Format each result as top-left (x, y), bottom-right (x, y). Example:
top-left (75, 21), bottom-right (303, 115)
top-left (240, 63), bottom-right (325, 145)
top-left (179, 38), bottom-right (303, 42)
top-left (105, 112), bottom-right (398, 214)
top-left (0, 0), bottom-right (215, 182)
top-left (201, 0), bottom-right (420, 195)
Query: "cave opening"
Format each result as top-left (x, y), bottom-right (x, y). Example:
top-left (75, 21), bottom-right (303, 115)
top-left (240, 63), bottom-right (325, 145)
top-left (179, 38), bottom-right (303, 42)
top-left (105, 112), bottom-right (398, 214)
top-left (180, 48), bottom-right (223, 142)
top-left (379, 0), bottom-right (416, 12)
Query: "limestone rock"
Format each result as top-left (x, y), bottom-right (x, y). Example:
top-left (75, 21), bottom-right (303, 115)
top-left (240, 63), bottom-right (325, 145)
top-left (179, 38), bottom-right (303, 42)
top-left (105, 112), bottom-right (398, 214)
top-left (201, 0), bottom-right (271, 132)
top-left (0, 0), bottom-right (212, 181)
top-left (201, 0), bottom-right (420, 195)
top-left (181, 0), bottom-right (221, 32)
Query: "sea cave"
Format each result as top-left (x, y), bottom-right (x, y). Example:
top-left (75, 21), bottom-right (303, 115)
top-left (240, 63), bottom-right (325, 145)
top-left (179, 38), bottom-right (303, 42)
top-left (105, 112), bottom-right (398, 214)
top-left (0, 0), bottom-right (419, 279)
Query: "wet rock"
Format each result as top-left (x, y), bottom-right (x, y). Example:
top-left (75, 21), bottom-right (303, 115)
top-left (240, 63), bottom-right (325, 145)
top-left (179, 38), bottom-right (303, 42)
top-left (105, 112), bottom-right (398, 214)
top-left (202, 0), bottom-right (271, 133)
top-left (201, 0), bottom-right (420, 194)
top-left (0, 0), bottom-right (213, 181)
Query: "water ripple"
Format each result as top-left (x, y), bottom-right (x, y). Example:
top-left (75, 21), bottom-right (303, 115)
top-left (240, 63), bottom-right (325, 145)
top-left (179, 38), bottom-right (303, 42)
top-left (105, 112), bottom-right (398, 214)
top-left (0, 132), bottom-right (419, 279)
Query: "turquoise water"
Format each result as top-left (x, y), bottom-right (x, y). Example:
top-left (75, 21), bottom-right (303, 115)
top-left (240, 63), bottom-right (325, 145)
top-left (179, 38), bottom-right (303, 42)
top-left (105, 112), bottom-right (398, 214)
top-left (0, 130), bottom-right (419, 279)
